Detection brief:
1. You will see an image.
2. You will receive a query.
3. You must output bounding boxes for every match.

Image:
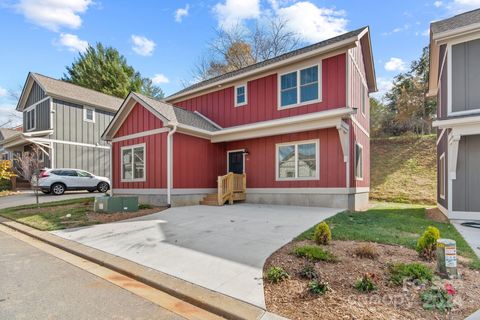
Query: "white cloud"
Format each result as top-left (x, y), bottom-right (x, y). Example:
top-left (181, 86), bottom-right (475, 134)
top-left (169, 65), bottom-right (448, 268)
top-left (213, 0), bottom-right (261, 29)
top-left (151, 74), bottom-right (170, 84)
top-left (58, 33), bottom-right (88, 52)
top-left (445, 0), bottom-right (480, 12)
top-left (0, 87), bottom-right (7, 97)
top-left (15, 0), bottom-right (92, 32)
top-left (434, 1), bottom-right (443, 7)
top-left (382, 24), bottom-right (410, 36)
top-left (275, 2), bottom-right (347, 42)
top-left (372, 77), bottom-right (394, 100)
top-left (175, 4), bottom-right (190, 22)
top-left (131, 35), bottom-right (156, 56)
top-left (385, 57), bottom-right (407, 72)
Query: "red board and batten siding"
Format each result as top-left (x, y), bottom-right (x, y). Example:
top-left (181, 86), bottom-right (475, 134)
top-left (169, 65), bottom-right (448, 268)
top-left (115, 103), bottom-right (164, 137)
top-left (175, 54), bottom-right (347, 128)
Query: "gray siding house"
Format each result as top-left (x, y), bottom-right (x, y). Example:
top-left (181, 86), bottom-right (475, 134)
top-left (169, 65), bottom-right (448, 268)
top-left (0, 73), bottom-right (123, 177)
top-left (429, 8), bottom-right (480, 219)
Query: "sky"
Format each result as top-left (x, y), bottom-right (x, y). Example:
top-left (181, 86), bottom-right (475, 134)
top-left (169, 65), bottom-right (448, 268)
top-left (0, 0), bottom-right (479, 127)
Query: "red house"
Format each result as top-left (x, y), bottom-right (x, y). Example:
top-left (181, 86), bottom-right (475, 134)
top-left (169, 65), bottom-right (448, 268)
top-left (102, 27), bottom-right (376, 210)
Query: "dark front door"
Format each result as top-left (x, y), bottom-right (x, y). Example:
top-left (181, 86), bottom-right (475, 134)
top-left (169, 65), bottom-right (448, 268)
top-left (228, 151), bottom-right (244, 174)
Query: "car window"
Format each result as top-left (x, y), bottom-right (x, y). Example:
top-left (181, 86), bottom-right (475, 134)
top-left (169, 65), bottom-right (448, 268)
top-left (63, 170), bottom-right (78, 177)
top-left (50, 170), bottom-right (62, 175)
top-left (77, 170), bottom-right (92, 177)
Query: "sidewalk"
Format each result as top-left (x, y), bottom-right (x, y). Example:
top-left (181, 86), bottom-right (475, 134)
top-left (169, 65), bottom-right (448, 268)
top-left (452, 220), bottom-right (480, 258)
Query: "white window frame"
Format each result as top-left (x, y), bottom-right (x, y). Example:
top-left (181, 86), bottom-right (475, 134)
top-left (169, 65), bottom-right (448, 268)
top-left (83, 106), bottom-right (95, 123)
top-left (275, 139), bottom-right (319, 181)
top-left (439, 152), bottom-right (446, 200)
top-left (278, 63), bottom-right (322, 110)
top-left (120, 143), bottom-right (146, 182)
top-left (447, 32), bottom-right (480, 117)
top-left (25, 106), bottom-right (36, 131)
top-left (355, 142), bottom-right (364, 180)
top-left (361, 86), bottom-right (366, 117)
top-left (234, 84), bottom-right (248, 107)
top-left (226, 149), bottom-right (246, 173)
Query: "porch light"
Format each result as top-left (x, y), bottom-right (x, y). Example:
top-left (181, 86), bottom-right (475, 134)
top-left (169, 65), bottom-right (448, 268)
top-left (352, 106), bottom-right (358, 114)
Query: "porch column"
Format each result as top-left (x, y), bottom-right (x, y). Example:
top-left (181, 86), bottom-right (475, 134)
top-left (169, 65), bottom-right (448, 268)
top-left (448, 133), bottom-right (461, 180)
top-left (337, 120), bottom-right (350, 188)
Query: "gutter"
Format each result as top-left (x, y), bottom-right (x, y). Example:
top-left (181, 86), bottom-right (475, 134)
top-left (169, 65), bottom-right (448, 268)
top-left (166, 122), bottom-right (178, 207)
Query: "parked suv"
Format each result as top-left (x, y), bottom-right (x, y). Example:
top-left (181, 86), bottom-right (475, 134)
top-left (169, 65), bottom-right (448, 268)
top-left (34, 169), bottom-right (110, 195)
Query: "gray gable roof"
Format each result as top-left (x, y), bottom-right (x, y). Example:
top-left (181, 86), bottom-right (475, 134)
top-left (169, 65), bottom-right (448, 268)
top-left (30, 73), bottom-right (124, 112)
top-left (132, 92), bottom-right (220, 132)
top-left (169, 27), bottom-right (368, 98)
top-left (431, 8), bottom-right (480, 34)
top-left (0, 128), bottom-right (20, 141)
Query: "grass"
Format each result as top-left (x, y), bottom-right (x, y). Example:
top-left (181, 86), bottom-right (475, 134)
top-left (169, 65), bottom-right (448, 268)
top-left (388, 263), bottom-right (433, 286)
top-left (371, 135), bottom-right (436, 204)
top-left (293, 245), bottom-right (337, 262)
top-left (297, 202), bottom-right (480, 268)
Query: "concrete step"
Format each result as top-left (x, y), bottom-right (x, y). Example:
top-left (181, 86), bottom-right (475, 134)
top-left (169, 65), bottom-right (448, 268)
top-left (199, 200), bottom-right (220, 206)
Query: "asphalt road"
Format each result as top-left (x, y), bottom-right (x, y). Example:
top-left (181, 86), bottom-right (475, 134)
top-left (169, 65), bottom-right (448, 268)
top-left (0, 229), bottom-right (184, 320)
top-left (0, 191), bottom-right (101, 210)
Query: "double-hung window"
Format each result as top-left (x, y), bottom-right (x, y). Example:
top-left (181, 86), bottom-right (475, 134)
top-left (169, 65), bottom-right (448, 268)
top-left (355, 143), bottom-right (363, 180)
top-left (25, 107), bottom-right (36, 131)
top-left (83, 106), bottom-right (95, 122)
top-left (439, 153), bottom-right (445, 199)
top-left (277, 140), bottom-right (319, 180)
top-left (235, 85), bottom-right (247, 106)
top-left (280, 65), bottom-right (320, 108)
top-left (121, 144), bottom-right (146, 181)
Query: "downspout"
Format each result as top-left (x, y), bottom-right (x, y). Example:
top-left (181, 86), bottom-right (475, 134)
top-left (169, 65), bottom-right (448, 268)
top-left (167, 123), bottom-right (178, 207)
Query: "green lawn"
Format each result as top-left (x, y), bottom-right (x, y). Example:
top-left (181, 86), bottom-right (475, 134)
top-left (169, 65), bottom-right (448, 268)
top-left (297, 202), bottom-right (479, 268)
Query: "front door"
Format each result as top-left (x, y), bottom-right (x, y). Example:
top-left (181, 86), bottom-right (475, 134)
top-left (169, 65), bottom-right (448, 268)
top-left (228, 151), bottom-right (244, 174)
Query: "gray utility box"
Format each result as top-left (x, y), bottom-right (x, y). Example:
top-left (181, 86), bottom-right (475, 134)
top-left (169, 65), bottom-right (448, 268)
top-left (437, 238), bottom-right (459, 279)
top-left (94, 196), bottom-right (139, 213)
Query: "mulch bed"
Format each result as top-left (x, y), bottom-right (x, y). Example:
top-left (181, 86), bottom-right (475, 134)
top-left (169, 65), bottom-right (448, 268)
top-left (264, 240), bottom-right (480, 320)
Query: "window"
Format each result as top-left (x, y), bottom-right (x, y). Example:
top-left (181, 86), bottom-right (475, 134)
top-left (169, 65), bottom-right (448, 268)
top-left (439, 153), bottom-right (445, 199)
top-left (235, 85), bottom-right (247, 106)
top-left (77, 170), bottom-right (92, 178)
top-left (25, 107), bottom-right (36, 131)
top-left (83, 106), bottom-right (95, 122)
top-left (280, 65), bottom-right (320, 108)
top-left (121, 143), bottom-right (146, 181)
top-left (355, 143), bottom-right (363, 180)
top-left (277, 140), bottom-right (319, 180)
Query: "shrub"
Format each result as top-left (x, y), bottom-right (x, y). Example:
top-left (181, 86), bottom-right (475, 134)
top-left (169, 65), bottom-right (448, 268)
top-left (416, 226), bottom-right (440, 260)
top-left (298, 264), bottom-right (318, 280)
top-left (293, 245), bottom-right (337, 262)
top-left (266, 266), bottom-right (289, 283)
top-left (421, 285), bottom-right (454, 312)
top-left (354, 273), bottom-right (378, 293)
top-left (388, 263), bottom-right (433, 286)
top-left (354, 243), bottom-right (379, 260)
top-left (313, 222), bottom-right (332, 245)
top-left (308, 280), bottom-right (330, 295)
top-left (139, 204), bottom-right (152, 210)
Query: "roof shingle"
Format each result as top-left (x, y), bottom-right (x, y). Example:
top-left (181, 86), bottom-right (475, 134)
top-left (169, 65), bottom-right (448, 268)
top-left (431, 8), bottom-right (480, 34)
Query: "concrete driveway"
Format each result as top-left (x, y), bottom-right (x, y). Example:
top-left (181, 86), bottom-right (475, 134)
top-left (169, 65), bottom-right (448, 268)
top-left (52, 204), bottom-right (341, 307)
top-left (0, 191), bottom-right (103, 209)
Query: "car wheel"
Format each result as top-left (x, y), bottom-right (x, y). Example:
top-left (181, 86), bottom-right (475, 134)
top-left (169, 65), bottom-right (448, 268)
top-left (41, 190), bottom-right (51, 194)
top-left (97, 182), bottom-right (109, 193)
top-left (51, 183), bottom-right (66, 195)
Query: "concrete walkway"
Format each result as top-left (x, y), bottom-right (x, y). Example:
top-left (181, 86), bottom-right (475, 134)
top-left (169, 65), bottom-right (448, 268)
top-left (52, 204), bottom-right (340, 308)
top-left (452, 220), bottom-right (480, 258)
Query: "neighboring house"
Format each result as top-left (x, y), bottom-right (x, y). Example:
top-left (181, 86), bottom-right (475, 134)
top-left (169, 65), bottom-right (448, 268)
top-left (0, 73), bottom-right (123, 177)
top-left (429, 8), bottom-right (480, 219)
top-left (103, 27), bottom-right (376, 210)
top-left (0, 127), bottom-right (22, 161)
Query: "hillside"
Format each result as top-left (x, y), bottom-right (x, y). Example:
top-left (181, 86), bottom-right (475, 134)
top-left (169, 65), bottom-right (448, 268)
top-left (370, 135), bottom-right (436, 205)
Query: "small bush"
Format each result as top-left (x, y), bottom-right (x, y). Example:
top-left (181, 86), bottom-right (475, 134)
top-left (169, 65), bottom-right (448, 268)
top-left (308, 280), bottom-right (330, 295)
top-left (266, 266), bottom-right (289, 283)
top-left (298, 264), bottom-right (318, 280)
top-left (354, 273), bottom-right (378, 293)
top-left (388, 263), bottom-right (433, 286)
top-left (354, 243), bottom-right (379, 260)
top-left (421, 286), bottom-right (454, 312)
top-left (313, 222), bottom-right (332, 245)
top-left (416, 226), bottom-right (440, 260)
top-left (139, 204), bottom-right (152, 210)
top-left (293, 245), bottom-right (337, 262)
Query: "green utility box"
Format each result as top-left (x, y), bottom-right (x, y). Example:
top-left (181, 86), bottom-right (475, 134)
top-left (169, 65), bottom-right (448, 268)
top-left (94, 196), bottom-right (139, 213)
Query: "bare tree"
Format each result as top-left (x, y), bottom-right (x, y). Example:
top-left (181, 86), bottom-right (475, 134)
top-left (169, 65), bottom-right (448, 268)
top-left (15, 146), bottom-right (44, 207)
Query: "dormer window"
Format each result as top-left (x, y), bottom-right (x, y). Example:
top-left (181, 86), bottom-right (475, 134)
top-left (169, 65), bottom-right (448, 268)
top-left (83, 106), bottom-right (95, 123)
top-left (235, 84), bottom-right (247, 107)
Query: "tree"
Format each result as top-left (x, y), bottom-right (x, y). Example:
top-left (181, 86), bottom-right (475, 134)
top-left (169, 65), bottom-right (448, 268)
top-left (63, 43), bottom-right (164, 99)
top-left (141, 78), bottom-right (165, 99)
top-left (15, 146), bottom-right (44, 207)
top-left (191, 17), bottom-right (303, 82)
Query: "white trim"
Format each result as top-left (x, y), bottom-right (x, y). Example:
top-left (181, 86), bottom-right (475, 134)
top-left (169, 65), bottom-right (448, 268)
top-left (246, 187), bottom-right (369, 194)
top-left (436, 128), bottom-right (446, 145)
top-left (450, 211), bottom-right (480, 219)
top-left (433, 115), bottom-right (480, 128)
top-left (234, 84), bottom-right (248, 107)
top-left (25, 107), bottom-right (36, 132)
top-left (32, 138), bottom-right (110, 150)
top-left (83, 106), bottom-right (95, 123)
top-left (351, 117), bottom-right (370, 138)
top-left (348, 50), bottom-right (368, 88)
top-left (108, 141), bottom-right (112, 183)
top-left (120, 143), bottom-right (146, 182)
top-left (50, 141), bottom-right (55, 169)
top-left (437, 203), bottom-right (448, 216)
top-left (354, 142), bottom-right (364, 180)
top-left (439, 152), bottom-right (446, 200)
top-left (277, 64), bottom-right (322, 110)
top-left (275, 139), bottom-right (319, 181)
top-left (193, 111), bottom-right (222, 129)
top-left (24, 96), bottom-right (50, 112)
top-left (227, 149), bottom-right (246, 173)
top-left (49, 97), bottom-right (54, 130)
top-left (361, 86), bottom-right (366, 117)
top-left (112, 128), bottom-right (169, 143)
top-left (112, 188), bottom-right (216, 195)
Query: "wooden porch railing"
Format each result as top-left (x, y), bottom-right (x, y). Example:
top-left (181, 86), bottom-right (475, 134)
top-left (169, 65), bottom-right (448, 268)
top-left (217, 173), bottom-right (246, 205)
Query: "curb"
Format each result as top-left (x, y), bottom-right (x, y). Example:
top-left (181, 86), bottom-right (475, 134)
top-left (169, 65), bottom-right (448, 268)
top-left (0, 219), bottom-right (266, 320)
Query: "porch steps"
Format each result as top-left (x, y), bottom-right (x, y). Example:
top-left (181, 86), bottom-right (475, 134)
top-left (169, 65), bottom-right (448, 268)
top-left (199, 194), bottom-right (221, 206)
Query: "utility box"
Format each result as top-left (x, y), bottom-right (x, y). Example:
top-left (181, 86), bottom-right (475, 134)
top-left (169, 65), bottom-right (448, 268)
top-left (437, 239), bottom-right (459, 279)
top-left (94, 196), bottom-right (139, 213)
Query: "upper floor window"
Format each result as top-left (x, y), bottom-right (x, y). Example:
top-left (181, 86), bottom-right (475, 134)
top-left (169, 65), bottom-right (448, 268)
top-left (83, 106), bottom-right (95, 123)
top-left (280, 65), bottom-right (321, 108)
top-left (276, 140), bottom-right (319, 180)
top-left (121, 143), bottom-right (146, 182)
top-left (235, 85), bottom-right (247, 107)
top-left (26, 107), bottom-right (36, 131)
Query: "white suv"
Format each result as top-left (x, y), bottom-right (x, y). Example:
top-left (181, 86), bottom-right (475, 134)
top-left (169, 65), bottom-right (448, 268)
top-left (34, 169), bottom-right (111, 195)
